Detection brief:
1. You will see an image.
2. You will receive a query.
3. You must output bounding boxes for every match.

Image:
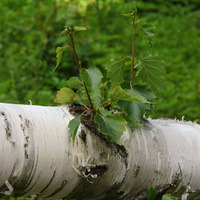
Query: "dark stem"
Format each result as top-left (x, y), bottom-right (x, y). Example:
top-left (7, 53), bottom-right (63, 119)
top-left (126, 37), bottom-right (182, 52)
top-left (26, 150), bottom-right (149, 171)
top-left (68, 33), bottom-right (94, 110)
top-left (130, 16), bottom-right (136, 88)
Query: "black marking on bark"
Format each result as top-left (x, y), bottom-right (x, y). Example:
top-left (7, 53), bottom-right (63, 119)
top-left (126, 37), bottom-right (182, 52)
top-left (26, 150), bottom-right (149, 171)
top-left (14, 149), bottom-right (39, 196)
top-left (134, 163), bottom-right (140, 178)
top-left (0, 112), bottom-right (15, 144)
top-left (37, 170), bottom-right (57, 196)
top-left (19, 115), bottom-right (31, 159)
top-left (66, 164), bottom-right (109, 199)
top-left (25, 119), bottom-right (30, 128)
top-left (104, 182), bottom-right (127, 200)
top-left (141, 118), bottom-right (154, 130)
top-left (46, 179), bottom-right (68, 198)
top-left (24, 172), bottom-right (41, 194)
top-left (79, 129), bottom-right (87, 143)
top-left (64, 178), bottom-right (97, 200)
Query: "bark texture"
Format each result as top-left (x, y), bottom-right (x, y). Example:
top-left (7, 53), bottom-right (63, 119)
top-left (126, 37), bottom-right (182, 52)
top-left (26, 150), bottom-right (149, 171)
top-left (0, 103), bottom-right (200, 200)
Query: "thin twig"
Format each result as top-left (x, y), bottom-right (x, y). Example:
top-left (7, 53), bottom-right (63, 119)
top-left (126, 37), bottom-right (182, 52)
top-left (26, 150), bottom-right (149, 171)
top-left (130, 15), bottom-right (136, 88)
top-left (80, 102), bottom-right (90, 110)
top-left (68, 33), bottom-right (81, 70)
top-left (124, 56), bottom-right (132, 61)
top-left (96, 99), bottom-right (111, 110)
top-left (68, 33), bottom-right (94, 110)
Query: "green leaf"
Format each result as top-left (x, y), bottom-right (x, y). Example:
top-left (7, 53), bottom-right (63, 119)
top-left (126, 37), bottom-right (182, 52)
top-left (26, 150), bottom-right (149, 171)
top-left (118, 87), bottom-right (153, 132)
top-left (61, 26), bottom-right (72, 35)
top-left (80, 67), bottom-right (103, 92)
top-left (125, 89), bottom-right (149, 103)
top-left (162, 194), bottom-right (178, 200)
top-left (134, 54), bottom-right (166, 92)
top-left (80, 67), bottom-right (103, 107)
top-left (74, 26), bottom-right (90, 32)
top-left (121, 113), bottom-right (136, 132)
top-left (76, 87), bottom-right (90, 106)
top-left (122, 9), bottom-right (137, 17)
top-left (61, 26), bottom-right (90, 35)
top-left (54, 87), bottom-right (80, 104)
top-left (147, 186), bottom-right (158, 200)
top-left (122, 13), bottom-right (134, 17)
top-left (68, 115), bottom-right (81, 143)
top-left (94, 108), bottom-right (127, 144)
top-left (60, 29), bottom-right (68, 35)
top-left (135, 19), bottom-right (156, 48)
top-left (100, 81), bottom-right (109, 101)
top-left (54, 46), bottom-right (68, 71)
top-left (66, 77), bottom-right (82, 89)
top-left (106, 58), bottom-right (127, 85)
top-left (110, 86), bottom-right (148, 103)
top-left (132, 85), bottom-right (155, 101)
top-left (119, 100), bottom-right (149, 127)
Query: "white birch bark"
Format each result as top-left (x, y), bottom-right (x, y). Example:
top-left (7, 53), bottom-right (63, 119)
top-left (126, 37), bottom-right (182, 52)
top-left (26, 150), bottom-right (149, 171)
top-left (0, 102), bottom-right (200, 200)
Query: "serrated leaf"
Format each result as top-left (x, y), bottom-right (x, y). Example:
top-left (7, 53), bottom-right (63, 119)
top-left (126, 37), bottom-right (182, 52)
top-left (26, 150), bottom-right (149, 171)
top-left (66, 77), bottom-right (82, 89)
top-left (147, 186), bottom-right (158, 200)
top-left (135, 19), bottom-right (156, 48)
top-left (94, 108), bottom-right (127, 144)
top-left (106, 58), bottom-right (126, 85)
top-left (110, 86), bottom-right (148, 103)
top-left (68, 115), bottom-right (81, 143)
top-left (54, 87), bottom-right (80, 104)
top-left (162, 194), bottom-right (178, 200)
top-left (80, 67), bottom-right (103, 107)
top-left (54, 46), bottom-right (68, 71)
top-left (135, 54), bottom-right (166, 92)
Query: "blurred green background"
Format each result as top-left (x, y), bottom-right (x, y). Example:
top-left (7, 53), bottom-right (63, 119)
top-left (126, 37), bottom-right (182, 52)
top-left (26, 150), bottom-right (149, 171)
top-left (0, 0), bottom-right (199, 122)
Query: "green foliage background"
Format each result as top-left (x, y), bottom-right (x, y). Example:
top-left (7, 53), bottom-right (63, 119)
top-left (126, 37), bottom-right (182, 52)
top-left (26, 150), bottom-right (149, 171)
top-left (0, 0), bottom-right (199, 122)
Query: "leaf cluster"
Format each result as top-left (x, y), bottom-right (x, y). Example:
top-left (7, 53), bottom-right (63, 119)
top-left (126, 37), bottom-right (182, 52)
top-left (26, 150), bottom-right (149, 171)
top-left (147, 186), bottom-right (178, 200)
top-left (54, 11), bottom-right (166, 144)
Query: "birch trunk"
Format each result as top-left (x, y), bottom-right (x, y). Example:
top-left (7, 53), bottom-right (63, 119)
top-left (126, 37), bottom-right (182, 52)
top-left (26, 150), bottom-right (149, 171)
top-left (0, 102), bottom-right (200, 200)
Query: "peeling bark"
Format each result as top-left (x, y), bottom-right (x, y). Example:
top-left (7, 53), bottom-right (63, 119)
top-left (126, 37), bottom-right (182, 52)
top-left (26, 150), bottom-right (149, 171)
top-left (0, 103), bottom-right (200, 199)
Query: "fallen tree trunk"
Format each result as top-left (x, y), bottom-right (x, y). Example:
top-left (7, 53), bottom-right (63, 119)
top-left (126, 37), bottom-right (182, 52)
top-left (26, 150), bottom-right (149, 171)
top-left (0, 103), bottom-right (200, 200)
